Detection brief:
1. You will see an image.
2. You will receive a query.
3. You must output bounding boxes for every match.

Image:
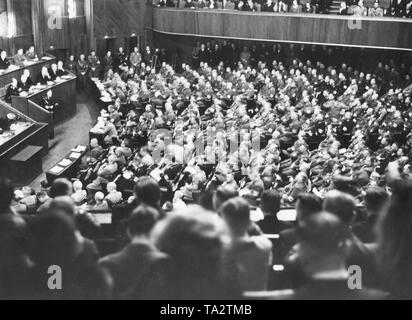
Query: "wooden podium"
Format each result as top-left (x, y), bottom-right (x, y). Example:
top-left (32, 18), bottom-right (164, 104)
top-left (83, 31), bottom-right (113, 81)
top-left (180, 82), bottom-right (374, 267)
top-left (10, 145), bottom-right (43, 184)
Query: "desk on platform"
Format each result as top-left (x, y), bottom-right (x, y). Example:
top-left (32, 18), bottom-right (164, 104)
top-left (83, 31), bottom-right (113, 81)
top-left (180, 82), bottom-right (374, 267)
top-left (11, 74), bottom-right (77, 128)
top-left (45, 145), bottom-right (88, 184)
top-left (0, 101), bottom-right (48, 184)
top-left (152, 7), bottom-right (412, 51)
top-left (0, 55), bottom-right (56, 94)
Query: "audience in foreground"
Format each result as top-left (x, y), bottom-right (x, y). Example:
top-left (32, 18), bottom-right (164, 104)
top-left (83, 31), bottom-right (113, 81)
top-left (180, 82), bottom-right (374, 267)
top-left (0, 158), bottom-right (412, 300)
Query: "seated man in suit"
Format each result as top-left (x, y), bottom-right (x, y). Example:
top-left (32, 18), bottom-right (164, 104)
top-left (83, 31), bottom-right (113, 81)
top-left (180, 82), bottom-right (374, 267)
top-left (0, 50), bottom-right (10, 70)
top-left (56, 61), bottom-right (68, 77)
top-left (91, 115), bottom-right (119, 146)
top-left (13, 48), bottom-right (27, 67)
top-left (49, 63), bottom-right (59, 81)
top-left (25, 46), bottom-right (38, 61)
top-left (42, 90), bottom-right (59, 111)
top-left (37, 66), bottom-right (52, 85)
top-left (79, 138), bottom-right (104, 170)
top-left (18, 74), bottom-right (31, 92)
top-left (22, 70), bottom-right (33, 88)
top-left (5, 78), bottom-right (21, 103)
top-left (279, 212), bottom-right (386, 300)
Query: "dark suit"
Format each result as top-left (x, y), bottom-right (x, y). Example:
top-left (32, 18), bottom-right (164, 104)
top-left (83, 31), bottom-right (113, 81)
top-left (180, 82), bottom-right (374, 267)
top-left (49, 69), bottom-right (58, 81)
top-left (5, 85), bottom-right (20, 103)
top-left (99, 240), bottom-right (168, 299)
top-left (37, 74), bottom-right (52, 85)
top-left (18, 80), bottom-right (31, 92)
top-left (257, 216), bottom-right (293, 235)
top-left (0, 57), bottom-right (10, 70)
top-left (284, 233), bottom-right (379, 289)
top-left (56, 68), bottom-right (68, 77)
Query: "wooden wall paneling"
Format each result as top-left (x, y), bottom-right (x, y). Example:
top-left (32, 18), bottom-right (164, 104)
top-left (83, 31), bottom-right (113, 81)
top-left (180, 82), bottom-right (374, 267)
top-left (93, 0), bottom-right (148, 39)
top-left (0, 0), bottom-right (7, 38)
top-left (31, 0), bottom-right (45, 55)
top-left (13, 0), bottom-right (32, 36)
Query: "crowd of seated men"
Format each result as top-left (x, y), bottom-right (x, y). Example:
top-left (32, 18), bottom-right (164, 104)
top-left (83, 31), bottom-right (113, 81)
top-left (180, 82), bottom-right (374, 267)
top-left (1, 40), bottom-right (412, 299)
top-left (1, 46), bottom-right (72, 113)
top-left (59, 41), bottom-right (412, 215)
top-left (155, 0), bottom-right (412, 17)
top-left (0, 46), bottom-right (40, 71)
top-left (2, 160), bottom-right (412, 299)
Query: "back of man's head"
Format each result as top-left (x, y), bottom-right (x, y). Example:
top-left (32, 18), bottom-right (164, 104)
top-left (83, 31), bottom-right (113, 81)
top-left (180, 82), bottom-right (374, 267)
top-left (29, 210), bottom-right (78, 265)
top-left (151, 206), bottom-right (227, 278)
top-left (296, 193), bottom-right (322, 221)
top-left (260, 190), bottom-right (281, 216)
top-left (220, 197), bottom-right (251, 236)
top-left (323, 190), bottom-right (356, 225)
top-left (364, 187), bottom-right (389, 215)
top-left (127, 205), bottom-right (160, 237)
top-left (297, 211), bottom-right (346, 256)
top-left (214, 185), bottom-right (238, 211)
top-left (49, 178), bottom-right (73, 199)
top-left (134, 176), bottom-right (161, 207)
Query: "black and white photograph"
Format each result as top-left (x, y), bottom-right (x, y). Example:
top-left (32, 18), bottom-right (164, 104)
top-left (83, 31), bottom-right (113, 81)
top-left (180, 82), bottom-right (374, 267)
top-left (0, 0), bottom-right (412, 305)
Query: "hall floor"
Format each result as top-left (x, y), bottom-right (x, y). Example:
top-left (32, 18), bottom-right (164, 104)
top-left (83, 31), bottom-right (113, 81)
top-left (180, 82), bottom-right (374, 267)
top-left (30, 94), bottom-right (100, 190)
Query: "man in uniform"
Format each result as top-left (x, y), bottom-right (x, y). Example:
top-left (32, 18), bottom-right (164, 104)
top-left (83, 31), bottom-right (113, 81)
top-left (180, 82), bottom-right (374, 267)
top-left (13, 48), bottom-right (27, 67)
top-left (88, 50), bottom-right (101, 78)
top-left (76, 54), bottom-right (89, 92)
top-left (129, 47), bottom-right (142, 69)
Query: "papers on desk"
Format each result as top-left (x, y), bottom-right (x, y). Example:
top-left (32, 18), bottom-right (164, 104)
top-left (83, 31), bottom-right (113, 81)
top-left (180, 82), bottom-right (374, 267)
top-left (19, 92), bottom-right (28, 97)
top-left (72, 145), bottom-right (87, 153)
top-left (150, 168), bottom-right (163, 182)
top-left (41, 56), bottom-right (53, 61)
top-left (58, 159), bottom-right (72, 167)
top-left (69, 152), bottom-right (82, 159)
top-left (49, 166), bottom-right (64, 174)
